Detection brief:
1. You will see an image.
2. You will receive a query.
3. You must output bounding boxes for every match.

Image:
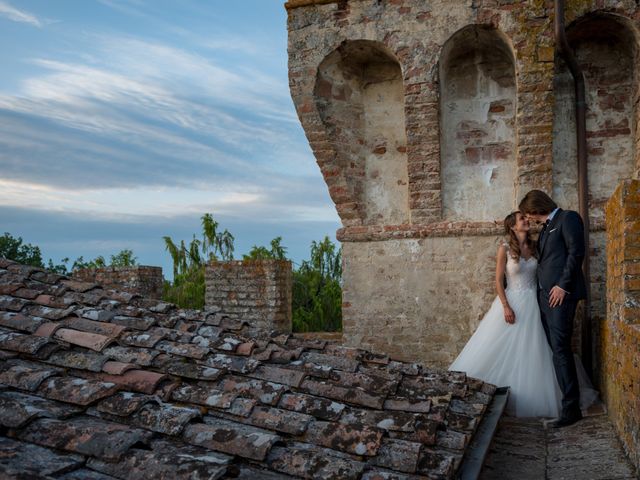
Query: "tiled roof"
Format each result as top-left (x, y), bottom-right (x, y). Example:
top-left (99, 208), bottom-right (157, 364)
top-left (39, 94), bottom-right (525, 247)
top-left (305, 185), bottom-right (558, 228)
top-left (0, 258), bottom-right (496, 479)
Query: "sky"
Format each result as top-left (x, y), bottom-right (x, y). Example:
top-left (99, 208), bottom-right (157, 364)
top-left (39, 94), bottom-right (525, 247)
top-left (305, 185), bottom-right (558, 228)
top-left (0, 0), bottom-right (341, 276)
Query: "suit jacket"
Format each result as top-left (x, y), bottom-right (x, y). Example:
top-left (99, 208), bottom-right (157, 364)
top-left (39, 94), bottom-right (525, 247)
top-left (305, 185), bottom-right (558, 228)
top-left (537, 209), bottom-right (587, 300)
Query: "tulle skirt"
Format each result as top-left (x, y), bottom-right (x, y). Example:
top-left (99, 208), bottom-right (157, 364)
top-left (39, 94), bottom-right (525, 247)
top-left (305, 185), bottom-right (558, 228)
top-left (449, 287), bottom-right (562, 418)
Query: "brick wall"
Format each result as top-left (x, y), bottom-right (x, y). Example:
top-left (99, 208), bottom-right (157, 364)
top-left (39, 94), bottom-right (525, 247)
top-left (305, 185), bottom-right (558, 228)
top-left (603, 179), bottom-right (640, 470)
top-left (73, 266), bottom-right (163, 299)
top-left (287, 0), bottom-right (640, 367)
top-left (205, 260), bottom-right (292, 334)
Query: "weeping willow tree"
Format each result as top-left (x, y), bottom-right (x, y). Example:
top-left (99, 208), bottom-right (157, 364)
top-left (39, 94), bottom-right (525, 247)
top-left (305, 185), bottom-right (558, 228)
top-left (292, 236), bottom-right (342, 332)
top-left (162, 214), bottom-right (234, 309)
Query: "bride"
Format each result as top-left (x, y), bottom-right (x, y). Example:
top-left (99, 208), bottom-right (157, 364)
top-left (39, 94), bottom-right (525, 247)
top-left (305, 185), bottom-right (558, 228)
top-left (449, 211), bottom-right (562, 417)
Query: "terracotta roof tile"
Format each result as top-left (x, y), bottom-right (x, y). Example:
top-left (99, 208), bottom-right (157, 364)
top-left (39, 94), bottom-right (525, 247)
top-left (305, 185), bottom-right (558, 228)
top-left (33, 321), bottom-right (62, 337)
top-left (159, 359), bottom-right (224, 381)
top-left (248, 364), bottom-right (307, 387)
top-left (62, 316), bottom-right (126, 337)
top-left (330, 369), bottom-right (399, 395)
top-left (111, 314), bottom-right (156, 330)
top-left (266, 444), bottom-right (365, 479)
top-left (86, 439), bottom-right (232, 480)
top-left (416, 448), bottom-right (456, 477)
top-left (304, 420), bottom-right (384, 456)
top-left (171, 383), bottom-right (237, 408)
top-left (102, 360), bottom-right (136, 375)
top-left (300, 378), bottom-right (386, 409)
top-left (248, 405), bottom-right (313, 435)
top-left (102, 345), bottom-right (160, 366)
top-left (0, 259), bottom-right (496, 479)
top-left (278, 392), bottom-right (346, 421)
top-left (33, 293), bottom-right (70, 308)
top-left (54, 327), bottom-right (114, 351)
top-left (236, 341), bottom-right (255, 356)
top-left (37, 376), bottom-right (120, 405)
top-left (129, 401), bottom-right (200, 435)
top-left (206, 353), bottom-right (260, 373)
top-left (217, 375), bottom-right (287, 406)
top-left (155, 339), bottom-right (208, 359)
top-left (17, 416), bottom-right (152, 460)
top-left (0, 283), bottom-right (22, 296)
top-left (0, 294), bottom-right (30, 311)
top-left (45, 350), bottom-right (109, 372)
top-left (0, 311), bottom-right (46, 333)
top-left (341, 408), bottom-right (416, 432)
top-left (25, 304), bottom-right (77, 320)
top-left (120, 329), bottom-right (166, 348)
top-left (371, 438), bottom-right (422, 473)
top-left (96, 391), bottom-right (156, 416)
top-left (58, 468), bottom-right (118, 480)
top-left (29, 270), bottom-right (65, 285)
top-left (0, 360), bottom-right (61, 391)
top-left (0, 437), bottom-right (84, 477)
top-left (394, 417), bottom-right (438, 445)
top-left (225, 397), bottom-right (257, 417)
top-left (383, 397), bottom-right (432, 414)
top-left (61, 279), bottom-right (99, 292)
top-left (80, 308), bottom-right (116, 322)
top-left (13, 287), bottom-right (41, 299)
top-left (183, 419), bottom-right (281, 461)
top-left (0, 390), bottom-right (82, 428)
top-left (95, 369), bottom-right (167, 394)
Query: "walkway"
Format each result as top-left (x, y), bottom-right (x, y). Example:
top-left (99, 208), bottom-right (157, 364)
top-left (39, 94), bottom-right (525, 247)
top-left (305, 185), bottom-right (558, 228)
top-left (479, 412), bottom-right (638, 480)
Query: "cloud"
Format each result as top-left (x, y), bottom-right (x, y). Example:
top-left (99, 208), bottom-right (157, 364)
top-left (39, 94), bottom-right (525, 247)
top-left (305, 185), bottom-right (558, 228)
top-left (0, 1), bottom-right (43, 27)
top-left (0, 33), bottom-right (314, 191)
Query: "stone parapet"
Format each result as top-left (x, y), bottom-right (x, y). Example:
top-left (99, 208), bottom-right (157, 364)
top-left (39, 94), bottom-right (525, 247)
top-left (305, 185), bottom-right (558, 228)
top-left (72, 266), bottom-right (163, 299)
top-left (603, 179), bottom-right (640, 470)
top-left (205, 260), bottom-right (292, 334)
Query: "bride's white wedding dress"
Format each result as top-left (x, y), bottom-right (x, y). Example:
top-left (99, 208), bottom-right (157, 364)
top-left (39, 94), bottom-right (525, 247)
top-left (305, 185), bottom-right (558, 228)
top-left (449, 249), bottom-right (562, 418)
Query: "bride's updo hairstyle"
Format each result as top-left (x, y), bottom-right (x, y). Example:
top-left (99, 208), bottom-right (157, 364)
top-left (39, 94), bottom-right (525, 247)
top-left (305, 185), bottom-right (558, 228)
top-left (504, 211), bottom-right (536, 260)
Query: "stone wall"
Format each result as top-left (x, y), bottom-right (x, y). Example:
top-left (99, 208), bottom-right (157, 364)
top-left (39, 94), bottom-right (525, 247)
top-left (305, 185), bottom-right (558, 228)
top-left (603, 179), bottom-right (640, 470)
top-left (205, 260), bottom-right (292, 334)
top-left (287, 0), bottom-right (640, 368)
top-left (72, 266), bottom-right (163, 299)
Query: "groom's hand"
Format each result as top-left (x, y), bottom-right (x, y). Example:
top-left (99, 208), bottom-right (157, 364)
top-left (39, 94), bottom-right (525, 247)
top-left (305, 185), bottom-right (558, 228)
top-left (549, 286), bottom-right (566, 307)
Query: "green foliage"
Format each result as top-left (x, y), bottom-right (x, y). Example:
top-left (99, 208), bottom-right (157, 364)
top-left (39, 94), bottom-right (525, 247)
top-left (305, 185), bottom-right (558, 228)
top-left (109, 249), bottom-right (138, 267)
top-left (163, 213), bottom-right (235, 308)
top-left (0, 232), bottom-right (44, 267)
top-left (162, 265), bottom-right (205, 310)
top-left (243, 236), bottom-right (287, 260)
top-left (292, 236), bottom-right (342, 333)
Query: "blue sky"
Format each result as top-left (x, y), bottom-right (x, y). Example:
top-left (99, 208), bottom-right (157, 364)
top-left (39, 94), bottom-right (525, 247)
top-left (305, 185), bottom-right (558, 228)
top-left (0, 0), bottom-right (340, 276)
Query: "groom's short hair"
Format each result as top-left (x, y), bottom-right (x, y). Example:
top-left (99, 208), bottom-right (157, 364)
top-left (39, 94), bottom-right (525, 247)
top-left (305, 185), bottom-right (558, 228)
top-left (519, 190), bottom-right (558, 215)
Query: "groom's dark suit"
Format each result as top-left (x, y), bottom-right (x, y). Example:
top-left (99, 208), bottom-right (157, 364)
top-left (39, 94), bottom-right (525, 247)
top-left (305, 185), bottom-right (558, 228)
top-left (537, 208), bottom-right (586, 417)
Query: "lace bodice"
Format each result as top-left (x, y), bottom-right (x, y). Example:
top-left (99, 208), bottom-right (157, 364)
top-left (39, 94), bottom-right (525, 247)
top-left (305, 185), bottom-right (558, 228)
top-left (505, 250), bottom-right (538, 292)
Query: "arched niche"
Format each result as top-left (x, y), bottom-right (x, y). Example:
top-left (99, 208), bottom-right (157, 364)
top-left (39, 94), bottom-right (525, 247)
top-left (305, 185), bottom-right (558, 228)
top-left (439, 26), bottom-right (517, 221)
top-left (553, 14), bottom-right (639, 223)
top-left (314, 40), bottom-right (409, 226)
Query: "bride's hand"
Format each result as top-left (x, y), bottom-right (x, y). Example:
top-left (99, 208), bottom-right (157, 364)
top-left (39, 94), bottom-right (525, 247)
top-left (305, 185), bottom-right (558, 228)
top-left (503, 305), bottom-right (515, 324)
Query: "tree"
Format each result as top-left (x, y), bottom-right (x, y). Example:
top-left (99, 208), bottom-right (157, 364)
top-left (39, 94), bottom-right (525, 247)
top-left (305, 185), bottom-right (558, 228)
top-left (292, 236), bottom-right (342, 333)
top-left (0, 232), bottom-right (44, 267)
top-left (163, 213), bottom-right (235, 309)
top-left (243, 236), bottom-right (287, 260)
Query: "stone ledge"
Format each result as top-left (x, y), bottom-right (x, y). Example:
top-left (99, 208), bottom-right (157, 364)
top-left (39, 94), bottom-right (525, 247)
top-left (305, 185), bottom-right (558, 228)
top-left (337, 218), bottom-right (606, 242)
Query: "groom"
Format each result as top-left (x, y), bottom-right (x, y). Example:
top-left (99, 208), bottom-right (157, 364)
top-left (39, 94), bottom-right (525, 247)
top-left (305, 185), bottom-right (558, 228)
top-left (519, 190), bottom-right (587, 427)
